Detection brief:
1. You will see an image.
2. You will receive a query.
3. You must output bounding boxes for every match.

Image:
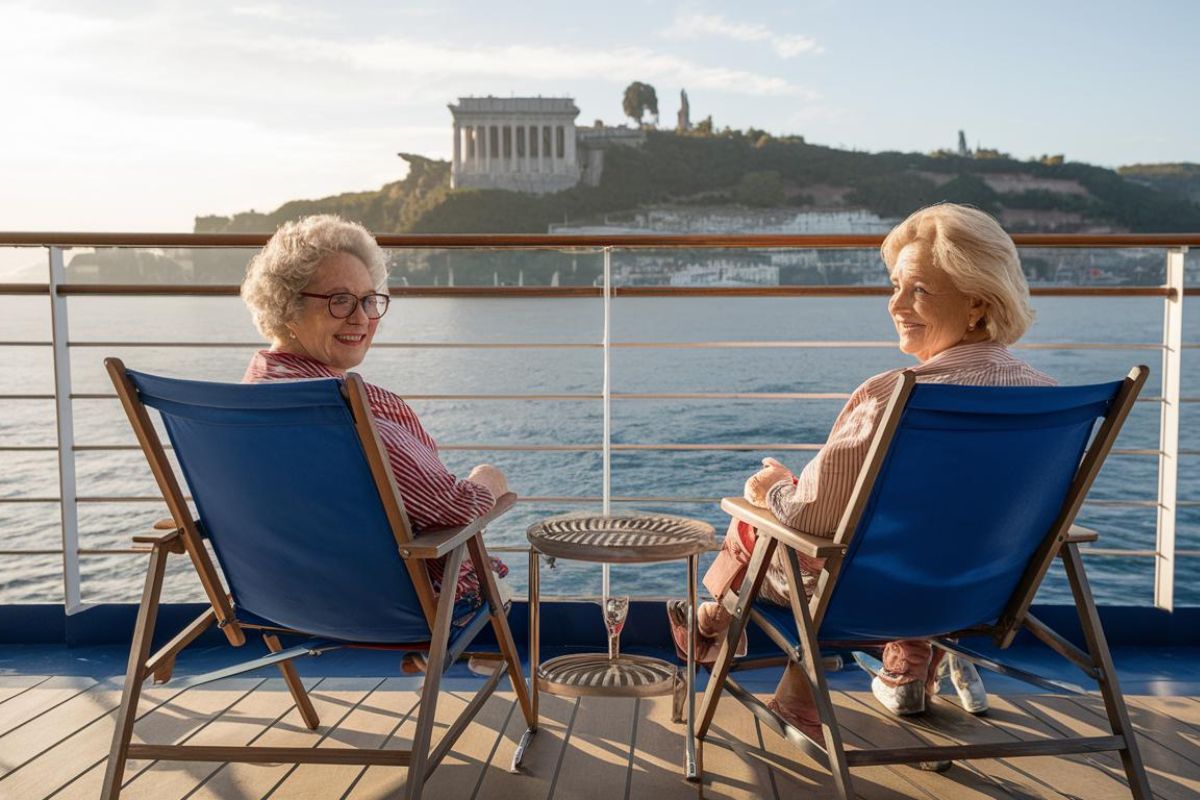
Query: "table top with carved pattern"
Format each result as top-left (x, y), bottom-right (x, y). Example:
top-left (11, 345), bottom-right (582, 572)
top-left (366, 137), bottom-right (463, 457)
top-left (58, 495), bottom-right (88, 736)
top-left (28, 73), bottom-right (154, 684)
top-left (525, 511), bottom-right (717, 563)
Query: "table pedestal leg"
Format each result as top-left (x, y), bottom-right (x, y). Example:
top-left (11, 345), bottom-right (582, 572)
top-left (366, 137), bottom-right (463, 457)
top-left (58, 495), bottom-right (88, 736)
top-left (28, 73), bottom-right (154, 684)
top-left (685, 553), bottom-right (699, 781)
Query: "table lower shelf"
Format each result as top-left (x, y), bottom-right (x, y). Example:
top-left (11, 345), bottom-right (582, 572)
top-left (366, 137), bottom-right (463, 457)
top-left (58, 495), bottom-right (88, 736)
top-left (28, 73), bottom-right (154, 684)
top-left (537, 653), bottom-right (678, 698)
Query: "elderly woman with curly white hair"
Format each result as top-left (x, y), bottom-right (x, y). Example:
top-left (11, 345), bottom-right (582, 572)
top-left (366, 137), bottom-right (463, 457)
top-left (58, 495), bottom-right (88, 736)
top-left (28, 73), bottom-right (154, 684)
top-left (668, 203), bottom-right (1056, 746)
top-left (241, 214), bottom-right (512, 635)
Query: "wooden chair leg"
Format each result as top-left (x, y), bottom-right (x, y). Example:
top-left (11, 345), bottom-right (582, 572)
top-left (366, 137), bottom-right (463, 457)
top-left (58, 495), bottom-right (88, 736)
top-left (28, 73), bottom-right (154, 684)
top-left (696, 536), bottom-right (777, 742)
top-left (467, 534), bottom-right (535, 729)
top-left (263, 633), bottom-right (319, 730)
top-left (100, 542), bottom-right (171, 800)
top-left (405, 545), bottom-right (465, 800)
top-left (1061, 543), bottom-right (1153, 800)
top-left (782, 549), bottom-right (854, 799)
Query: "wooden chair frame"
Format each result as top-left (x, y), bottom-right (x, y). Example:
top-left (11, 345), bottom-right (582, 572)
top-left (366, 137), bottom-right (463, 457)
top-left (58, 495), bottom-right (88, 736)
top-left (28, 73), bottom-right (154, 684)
top-left (695, 366), bottom-right (1153, 799)
top-left (100, 358), bottom-right (536, 800)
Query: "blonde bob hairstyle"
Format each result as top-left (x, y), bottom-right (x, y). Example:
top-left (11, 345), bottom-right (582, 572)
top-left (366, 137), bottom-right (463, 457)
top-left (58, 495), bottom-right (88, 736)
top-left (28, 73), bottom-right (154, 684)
top-left (880, 203), bottom-right (1034, 346)
top-left (241, 214), bottom-right (389, 342)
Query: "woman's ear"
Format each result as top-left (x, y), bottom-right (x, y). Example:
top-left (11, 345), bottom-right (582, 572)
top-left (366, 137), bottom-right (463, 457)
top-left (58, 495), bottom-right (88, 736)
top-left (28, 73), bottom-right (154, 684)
top-left (969, 297), bottom-right (989, 330)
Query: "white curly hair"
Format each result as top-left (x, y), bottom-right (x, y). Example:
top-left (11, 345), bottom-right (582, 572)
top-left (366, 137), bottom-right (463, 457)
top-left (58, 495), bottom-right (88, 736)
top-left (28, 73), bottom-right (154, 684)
top-left (241, 214), bottom-right (389, 342)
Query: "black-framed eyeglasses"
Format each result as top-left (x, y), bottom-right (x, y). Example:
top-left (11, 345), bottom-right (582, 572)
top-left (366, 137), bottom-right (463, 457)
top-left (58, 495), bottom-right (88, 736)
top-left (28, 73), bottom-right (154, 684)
top-left (299, 291), bottom-right (390, 320)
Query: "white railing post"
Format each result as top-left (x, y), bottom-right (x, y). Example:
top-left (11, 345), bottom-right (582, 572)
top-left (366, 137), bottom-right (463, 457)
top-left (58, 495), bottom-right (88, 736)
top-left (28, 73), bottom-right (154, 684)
top-left (48, 246), bottom-right (82, 614)
top-left (1155, 246), bottom-right (1186, 611)
top-left (601, 246), bottom-right (612, 602)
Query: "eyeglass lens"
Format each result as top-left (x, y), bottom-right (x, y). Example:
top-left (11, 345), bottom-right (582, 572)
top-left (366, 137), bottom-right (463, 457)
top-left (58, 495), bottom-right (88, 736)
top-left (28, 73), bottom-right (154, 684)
top-left (328, 293), bottom-right (389, 319)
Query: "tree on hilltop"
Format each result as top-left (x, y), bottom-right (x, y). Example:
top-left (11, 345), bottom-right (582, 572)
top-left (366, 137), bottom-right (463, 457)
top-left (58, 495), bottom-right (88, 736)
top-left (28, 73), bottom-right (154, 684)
top-left (622, 81), bottom-right (659, 127)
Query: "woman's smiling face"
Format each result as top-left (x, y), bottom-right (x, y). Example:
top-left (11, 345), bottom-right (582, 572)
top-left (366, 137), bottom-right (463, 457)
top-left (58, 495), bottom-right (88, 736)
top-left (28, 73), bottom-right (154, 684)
top-left (281, 251), bottom-right (380, 372)
top-left (888, 243), bottom-right (986, 363)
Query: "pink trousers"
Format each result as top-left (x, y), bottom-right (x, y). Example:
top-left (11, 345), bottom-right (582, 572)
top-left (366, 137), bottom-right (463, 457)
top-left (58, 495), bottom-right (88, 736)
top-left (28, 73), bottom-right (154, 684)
top-left (704, 520), bottom-right (937, 686)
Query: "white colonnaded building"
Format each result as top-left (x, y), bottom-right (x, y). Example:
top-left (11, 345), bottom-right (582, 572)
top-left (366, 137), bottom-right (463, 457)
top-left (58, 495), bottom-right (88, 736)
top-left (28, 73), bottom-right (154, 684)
top-left (448, 96), bottom-right (643, 194)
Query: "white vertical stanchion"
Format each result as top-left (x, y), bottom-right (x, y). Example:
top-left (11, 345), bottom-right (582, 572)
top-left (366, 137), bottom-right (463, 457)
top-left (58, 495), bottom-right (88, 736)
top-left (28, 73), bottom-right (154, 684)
top-left (602, 246), bottom-right (612, 603)
top-left (48, 246), bottom-right (82, 614)
top-left (1155, 246), bottom-right (1186, 611)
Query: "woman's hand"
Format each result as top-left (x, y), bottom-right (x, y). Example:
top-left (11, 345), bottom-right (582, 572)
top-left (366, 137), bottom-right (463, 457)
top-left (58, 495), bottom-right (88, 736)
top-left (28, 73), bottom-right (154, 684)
top-left (743, 457), bottom-right (792, 508)
top-left (467, 463), bottom-right (509, 501)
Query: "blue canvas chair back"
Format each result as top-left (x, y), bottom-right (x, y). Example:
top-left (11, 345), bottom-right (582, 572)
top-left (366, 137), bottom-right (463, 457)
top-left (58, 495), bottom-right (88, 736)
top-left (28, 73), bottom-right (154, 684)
top-left (127, 370), bottom-right (432, 644)
top-left (818, 380), bottom-right (1122, 641)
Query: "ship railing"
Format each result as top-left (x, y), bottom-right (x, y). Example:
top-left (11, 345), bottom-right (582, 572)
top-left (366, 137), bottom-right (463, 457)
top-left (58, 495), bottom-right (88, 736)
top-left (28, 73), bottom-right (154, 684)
top-left (0, 232), bottom-right (1195, 613)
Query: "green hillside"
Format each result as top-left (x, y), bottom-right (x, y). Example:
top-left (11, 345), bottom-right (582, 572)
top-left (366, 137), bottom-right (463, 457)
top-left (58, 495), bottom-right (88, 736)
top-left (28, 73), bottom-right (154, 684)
top-left (197, 131), bottom-right (1200, 236)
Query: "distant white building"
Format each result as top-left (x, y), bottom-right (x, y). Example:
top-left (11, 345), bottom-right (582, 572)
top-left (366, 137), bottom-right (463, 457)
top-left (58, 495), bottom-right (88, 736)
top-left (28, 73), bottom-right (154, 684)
top-left (668, 261), bottom-right (779, 287)
top-left (448, 97), bottom-right (581, 194)
top-left (448, 96), bottom-right (645, 194)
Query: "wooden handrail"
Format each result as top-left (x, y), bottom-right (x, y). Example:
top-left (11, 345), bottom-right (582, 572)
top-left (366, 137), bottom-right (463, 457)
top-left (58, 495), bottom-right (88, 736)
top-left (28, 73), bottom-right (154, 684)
top-left (0, 232), bottom-right (1198, 248)
top-left (0, 283), bottom-right (1182, 298)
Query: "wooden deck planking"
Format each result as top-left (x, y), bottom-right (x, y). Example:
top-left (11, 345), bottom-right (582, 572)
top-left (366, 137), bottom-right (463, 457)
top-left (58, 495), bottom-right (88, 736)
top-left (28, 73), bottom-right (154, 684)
top-left (1131, 695), bottom-right (1200, 728)
top-left (552, 692), bottom-right (637, 800)
top-left (474, 692), bottom-right (576, 799)
top-left (421, 691), bottom-right (516, 799)
top-left (0, 676), bottom-right (96, 740)
top-left (43, 678), bottom-right (272, 800)
top-left (1030, 694), bottom-right (1200, 800)
top-left (968, 694), bottom-right (1130, 799)
top-left (625, 695), bottom-right (699, 799)
top-left (0, 676), bottom-right (50, 705)
top-left (339, 686), bottom-right (423, 800)
top-left (181, 678), bottom-right (383, 800)
top-left (0, 679), bottom-right (124, 777)
top-left (269, 679), bottom-right (421, 800)
top-left (0, 678), bottom-right (254, 798)
top-left (867, 692), bottom-right (1079, 800)
top-left (111, 677), bottom-right (322, 800)
top-left (1011, 694), bottom-right (1190, 800)
top-left (1, 678), bottom-right (1198, 800)
top-left (753, 691), bottom-right (992, 800)
top-left (698, 690), bottom-right (780, 799)
top-left (832, 691), bottom-right (1013, 800)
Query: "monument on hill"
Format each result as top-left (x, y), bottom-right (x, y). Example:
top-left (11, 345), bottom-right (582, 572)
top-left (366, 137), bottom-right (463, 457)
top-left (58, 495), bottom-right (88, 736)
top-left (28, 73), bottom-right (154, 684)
top-left (448, 97), bottom-right (581, 194)
top-left (448, 96), bottom-right (647, 194)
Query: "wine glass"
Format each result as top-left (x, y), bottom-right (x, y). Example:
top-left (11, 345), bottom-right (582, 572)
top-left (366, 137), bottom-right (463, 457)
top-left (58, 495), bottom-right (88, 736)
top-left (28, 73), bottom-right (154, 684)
top-left (603, 595), bottom-right (630, 661)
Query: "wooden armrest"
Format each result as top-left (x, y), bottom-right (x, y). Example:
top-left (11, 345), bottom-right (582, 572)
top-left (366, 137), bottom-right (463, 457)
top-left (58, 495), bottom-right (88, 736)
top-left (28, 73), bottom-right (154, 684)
top-left (132, 529), bottom-right (184, 552)
top-left (720, 497), bottom-right (847, 559)
top-left (1065, 524), bottom-right (1099, 544)
top-left (399, 492), bottom-right (518, 559)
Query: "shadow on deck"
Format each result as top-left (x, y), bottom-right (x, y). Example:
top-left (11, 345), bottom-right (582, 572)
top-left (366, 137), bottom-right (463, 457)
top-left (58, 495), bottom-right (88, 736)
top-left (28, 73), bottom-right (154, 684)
top-left (2, 671), bottom-right (1198, 799)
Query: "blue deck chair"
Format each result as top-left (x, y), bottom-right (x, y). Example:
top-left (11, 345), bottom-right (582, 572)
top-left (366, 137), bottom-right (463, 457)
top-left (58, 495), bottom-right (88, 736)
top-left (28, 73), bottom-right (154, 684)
top-left (696, 367), bottom-right (1152, 799)
top-left (100, 358), bottom-right (536, 800)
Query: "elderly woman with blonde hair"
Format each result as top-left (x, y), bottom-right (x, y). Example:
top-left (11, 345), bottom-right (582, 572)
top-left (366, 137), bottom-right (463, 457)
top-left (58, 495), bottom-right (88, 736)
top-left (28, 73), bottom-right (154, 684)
top-left (669, 203), bottom-right (1054, 743)
top-left (241, 214), bottom-right (512, 638)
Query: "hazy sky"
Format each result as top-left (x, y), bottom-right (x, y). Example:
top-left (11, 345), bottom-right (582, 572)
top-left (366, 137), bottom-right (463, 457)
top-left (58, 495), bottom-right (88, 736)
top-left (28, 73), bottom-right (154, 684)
top-left (2, 0), bottom-right (1197, 232)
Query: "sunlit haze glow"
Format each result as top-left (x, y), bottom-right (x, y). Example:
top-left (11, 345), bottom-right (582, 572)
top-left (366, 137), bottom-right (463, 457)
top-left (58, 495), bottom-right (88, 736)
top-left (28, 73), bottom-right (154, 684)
top-left (1, 0), bottom-right (1197, 234)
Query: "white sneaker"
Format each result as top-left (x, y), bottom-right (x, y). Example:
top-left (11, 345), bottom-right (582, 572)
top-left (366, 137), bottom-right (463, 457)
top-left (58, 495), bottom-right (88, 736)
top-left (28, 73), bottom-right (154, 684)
top-left (939, 655), bottom-right (988, 715)
top-left (871, 675), bottom-right (925, 715)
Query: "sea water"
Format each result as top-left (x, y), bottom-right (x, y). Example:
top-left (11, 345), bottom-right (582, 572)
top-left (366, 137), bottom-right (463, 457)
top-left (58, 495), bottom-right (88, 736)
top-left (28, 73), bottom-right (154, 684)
top-left (0, 293), bottom-right (1197, 606)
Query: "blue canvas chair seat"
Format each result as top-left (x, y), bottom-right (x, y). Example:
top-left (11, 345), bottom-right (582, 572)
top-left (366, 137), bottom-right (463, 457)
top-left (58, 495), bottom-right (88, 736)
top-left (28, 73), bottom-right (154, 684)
top-left (696, 368), bottom-right (1154, 799)
top-left (99, 360), bottom-right (537, 800)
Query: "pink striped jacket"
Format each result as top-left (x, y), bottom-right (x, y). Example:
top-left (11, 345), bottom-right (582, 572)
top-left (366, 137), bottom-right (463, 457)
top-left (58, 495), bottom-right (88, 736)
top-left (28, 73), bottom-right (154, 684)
top-left (704, 341), bottom-right (1056, 604)
top-left (243, 349), bottom-right (508, 607)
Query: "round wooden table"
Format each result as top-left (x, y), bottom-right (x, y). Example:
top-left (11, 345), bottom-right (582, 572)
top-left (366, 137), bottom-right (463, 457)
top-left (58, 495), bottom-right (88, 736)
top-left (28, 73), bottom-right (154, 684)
top-left (526, 511), bottom-right (717, 780)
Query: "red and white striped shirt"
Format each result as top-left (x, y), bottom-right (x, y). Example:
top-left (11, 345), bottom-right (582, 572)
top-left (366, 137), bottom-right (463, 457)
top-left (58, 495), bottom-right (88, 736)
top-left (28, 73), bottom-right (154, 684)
top-left (243, 349), bottom-right (507, 603)
top-left (705, 341), bottom-right (1056, 603)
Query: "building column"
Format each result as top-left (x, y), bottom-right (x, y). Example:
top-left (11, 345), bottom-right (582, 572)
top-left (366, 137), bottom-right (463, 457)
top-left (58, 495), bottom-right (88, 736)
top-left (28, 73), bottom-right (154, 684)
top-left (564, 123), bottom-right (576, 169)
top-left (516, 124), bottom-right (525, 174)
top-left (452, 123), bottom-right (461, 174)
top-left (482, 122), bottom-right (491, 173)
